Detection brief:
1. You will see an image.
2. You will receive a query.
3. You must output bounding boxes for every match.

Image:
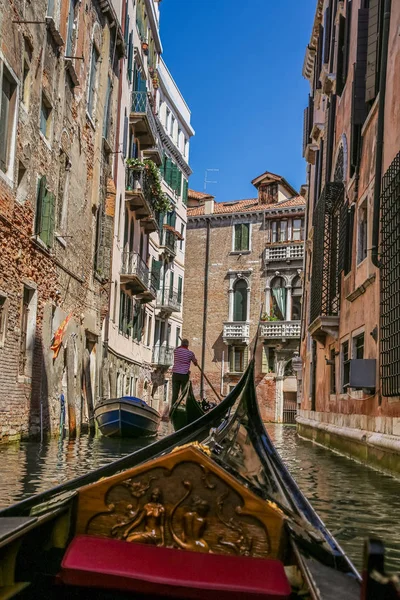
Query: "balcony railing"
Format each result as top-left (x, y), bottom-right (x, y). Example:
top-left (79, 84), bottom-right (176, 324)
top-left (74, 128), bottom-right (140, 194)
top-left (152, 345), bottom-right (174, 367)
top-left (125, 168), bottom-right (158, 232)
top-left (260, 321), bottom-right (301, 339)
top-left (156, 288), bottom-right (182, 313)
top-left (264, 244), bottom-right (304, 263)
top-left (130, 91), bottom-right (162, 157)
top-left (120, 251), bottom-right (153, 297)
top-left (160, 229), bottom-right (177, 256)
top-left (223, 322), bottom-right (250, 343)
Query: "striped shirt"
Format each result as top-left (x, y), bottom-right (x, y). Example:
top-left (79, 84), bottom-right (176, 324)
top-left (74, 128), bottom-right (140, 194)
top-left (172, 346), bottom-right (197, 374)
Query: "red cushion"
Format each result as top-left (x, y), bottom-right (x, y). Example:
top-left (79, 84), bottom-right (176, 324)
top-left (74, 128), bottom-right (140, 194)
top-left (59, 535), bottom-right (291, 599)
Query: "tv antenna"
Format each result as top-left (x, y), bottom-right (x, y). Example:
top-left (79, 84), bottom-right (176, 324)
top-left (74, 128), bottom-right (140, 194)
top-left (204, 169), bottom-right (219, 192)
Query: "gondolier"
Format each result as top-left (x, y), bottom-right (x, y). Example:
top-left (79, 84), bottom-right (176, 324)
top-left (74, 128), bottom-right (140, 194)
top-left (172, 339), bottom-right (198, 405)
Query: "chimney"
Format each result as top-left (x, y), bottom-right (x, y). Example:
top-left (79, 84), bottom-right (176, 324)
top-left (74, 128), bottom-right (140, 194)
top-left (204, 198), bottom-right (214, 214)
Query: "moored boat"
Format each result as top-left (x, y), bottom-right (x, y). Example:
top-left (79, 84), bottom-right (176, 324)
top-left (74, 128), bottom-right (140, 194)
top-left (94, 396), bottom-right (160, 438)
top-left (0, 359), bottom-right (397, 599)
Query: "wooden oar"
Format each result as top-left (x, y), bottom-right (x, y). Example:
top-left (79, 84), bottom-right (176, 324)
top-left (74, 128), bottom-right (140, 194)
top-left (196, 363), bottom-right (222, 403)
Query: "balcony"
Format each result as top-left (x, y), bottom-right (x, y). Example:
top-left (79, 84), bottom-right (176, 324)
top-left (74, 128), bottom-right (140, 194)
top-left (125, 168), bottom-right (158, 233)
top-left (260, 321), bottom-right (301, 339)
top-left (152, 345), bottom-right (174, 368)
top-left (264, 244), bottom-right (304, 264)
top-left (156, 288), bottom-right (182, 313)
top-left (130, 91), bottom-right (162, 160)
top-left (159, 228), bottom-right (177, 259)
top-left (120, 252), bottom-right (155, 301)
top-left (223, 322), bottom-right (250, 344)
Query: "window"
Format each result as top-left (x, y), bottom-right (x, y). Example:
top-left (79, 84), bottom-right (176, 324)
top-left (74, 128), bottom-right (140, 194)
top-left (177, 276), bottom-right (183, 304)
top-left (19, 286), bottom-right (36, 376)
top-left (353, 332), bottom-right (364, 359)
top-left (357, 201), bottom-right (368, 264)
top-left (184, 139), bottom-right (188, 158)
top-left (330, 347), bottom-right (336, 394)
top-left (229, 346), bottom-right (248, 373)
top-left (35, 176), bottom-right (55, 247)
top-left (292, 219), bottom-right (303, 241)
top-left (147, 315), bottom-right (153, 347)
top-left (87, 44), bottom-right (99, 118)
top-left (341, 340), bottom-right (350, 392)
top-left (103, 76), bottom-right (112, 140)
top-left (180, 224), bottom-right (184, 250)
top-left (170, 114), bottom-right (175, 137)
top-left (57, 152), bottom-right (71, 232)
top-left (176, 326), bottom-right (181, 348)
top-left (165, 107), bottom-right (170, 130)
top-left (234, 223), bottom-right (250, 252)
top-left (22, 42), bottom-right (32, 108)
top-left (178, 127), bottom-right (182, 147)
top-left (271, 276), bottom-right (286, 321)
top-left (66, 0), bottom-right (78, 57)
top-left (262, 345), bottom-right (275, 373)
top-left (279, 220), bottom-right (287, 242)
top-left (291, 276), bottom-right (302, 320)
top-left (0, 294), bottom-right (8, 347)
top-left (0, 62), bottom-right (17, 174)
top-left (271, 221), bottom-right (278, 243)
top-left (40, 94), bottom-right (52, 139)
top-left (233, 279), bottom-right (247, 321)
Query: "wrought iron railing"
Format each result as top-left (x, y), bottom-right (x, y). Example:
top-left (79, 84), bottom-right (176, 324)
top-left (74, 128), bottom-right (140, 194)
top-left (156, 288), bottom-right (181, 312)
top-left (260, 321), bottom-right (301, 339)
top-left (131, 91), bottom-right (160, 150)
top-left (152, 345), bottom-right (174, 367)
top-left (223, 322), bottom-right (250, 340)
top-left (380, 150), bottom-right (400, 396)
top-left (121, 251), bottom-right (149, 284)
top-left (161, 230), bottom-right (177, 254)
top-left (264, 244), bottom-right (304, 263)
top-left (125, 167), bottom-right (157, 215)
top-left (309, 182), bottom-right (346, 324)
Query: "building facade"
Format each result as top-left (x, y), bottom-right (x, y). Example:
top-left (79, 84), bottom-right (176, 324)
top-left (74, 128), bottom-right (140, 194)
top-left (300, 0), bottom-right (400, 473)
top-left (104, 0), bottom-right (194, 413)
top-left (0, 0), bottom-right (123, 442)
top-left (183, 173), bottom-right (305, 422)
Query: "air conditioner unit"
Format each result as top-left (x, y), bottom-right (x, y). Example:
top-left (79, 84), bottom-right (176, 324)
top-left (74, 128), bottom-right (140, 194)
top-left (349, 359), bottom-right (376, 390)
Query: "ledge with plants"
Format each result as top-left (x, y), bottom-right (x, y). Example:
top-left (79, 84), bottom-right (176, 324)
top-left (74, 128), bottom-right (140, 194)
top-left (126, 158), bottom-right (171, 213)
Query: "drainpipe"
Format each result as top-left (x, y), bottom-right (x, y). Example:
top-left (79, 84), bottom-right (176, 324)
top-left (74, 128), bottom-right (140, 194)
top-left (200, 219), bottom-right (210, 398)
top-left (371, 0), bottom-right (392, 268)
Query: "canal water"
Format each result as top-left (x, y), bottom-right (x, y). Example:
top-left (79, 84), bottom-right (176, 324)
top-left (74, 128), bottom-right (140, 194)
top-left (0, 424), bottom-right (399, 573)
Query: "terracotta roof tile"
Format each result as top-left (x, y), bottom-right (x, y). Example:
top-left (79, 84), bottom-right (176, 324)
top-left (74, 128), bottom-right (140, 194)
top-left (188, 189), bottom-right (214, 201)
top-left (187, 196), bottom-right (305, 217)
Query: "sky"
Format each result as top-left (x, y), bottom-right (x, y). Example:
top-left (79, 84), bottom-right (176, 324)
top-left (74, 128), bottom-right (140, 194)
top-left (158, 0), bottom-right (316, 202)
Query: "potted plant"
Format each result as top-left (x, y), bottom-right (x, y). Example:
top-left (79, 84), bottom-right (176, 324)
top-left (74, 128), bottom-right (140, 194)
top-left (142, 41), bottom-right (149, 54)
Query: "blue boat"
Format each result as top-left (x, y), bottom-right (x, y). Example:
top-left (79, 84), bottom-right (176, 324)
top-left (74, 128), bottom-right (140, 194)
top-left (94, 396), bottom-right (161, 438)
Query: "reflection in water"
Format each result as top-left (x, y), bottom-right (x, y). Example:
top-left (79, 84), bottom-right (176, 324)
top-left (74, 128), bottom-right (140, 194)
top-left (0, 423), bottom-right (399, 572)
top-left (266, 425), bottom-right (400, 573)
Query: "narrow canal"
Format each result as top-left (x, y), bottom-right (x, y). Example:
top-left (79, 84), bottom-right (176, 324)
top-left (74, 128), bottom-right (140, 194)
top-left (0, 424), bottom-right (399, 573)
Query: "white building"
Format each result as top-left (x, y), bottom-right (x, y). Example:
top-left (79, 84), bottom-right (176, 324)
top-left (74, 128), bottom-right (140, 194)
top-left (105, 0), bottom-right (194, 409)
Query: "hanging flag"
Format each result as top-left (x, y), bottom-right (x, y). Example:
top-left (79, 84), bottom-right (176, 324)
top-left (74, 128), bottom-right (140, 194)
top-left (50, 314), bottom-right (72, 359)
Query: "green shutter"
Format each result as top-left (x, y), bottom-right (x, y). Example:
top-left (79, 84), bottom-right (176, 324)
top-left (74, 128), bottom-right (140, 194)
top-left (241, 223), bottom-right (249, 250)
top-left (234, 224), bottom-right (241, 251)
top-left (229, 346), bottom-right (234, 372)
top-left (176, 168), bottom-right (182, 195)
top-left (177, 276), bottom-right (182, 303)
top-left (152, 258), bottom-right (162, 290)
top-left (119, 292), bottom-right (125, 332)
top-left (127, 32), bottom-right (133, 83)
top-left (165, 158), bottom-right (172, 187)
top-left (41, 190), bottom-right (55, 247)
top-left (182, 179), bottom-right (188, 205)
top-left (171, 163), bottom-right (178, 191)
top-left (169, 271), bottom-right (174, 297)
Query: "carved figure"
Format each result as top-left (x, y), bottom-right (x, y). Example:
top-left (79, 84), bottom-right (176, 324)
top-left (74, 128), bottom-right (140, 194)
top-left (170, 481), bottom-right (210, 553)
top-left (121, 487), bottom-right (166, 546)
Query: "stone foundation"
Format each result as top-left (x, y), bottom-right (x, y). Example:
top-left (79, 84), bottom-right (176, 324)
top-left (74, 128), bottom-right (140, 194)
top-left (297, 410), bottom-right (400, 477)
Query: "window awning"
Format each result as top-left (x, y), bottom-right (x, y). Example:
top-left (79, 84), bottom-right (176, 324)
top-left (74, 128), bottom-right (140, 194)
top-left (163, 224), bottom-right (184, 240)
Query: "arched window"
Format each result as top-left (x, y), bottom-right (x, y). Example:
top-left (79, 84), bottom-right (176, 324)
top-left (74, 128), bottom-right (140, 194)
top-left (291, 276), bottom-right (302, 320)
top-left (271, 277), bottom-right (286, 321)
top-left (233, 279), bottom-right (247, 321)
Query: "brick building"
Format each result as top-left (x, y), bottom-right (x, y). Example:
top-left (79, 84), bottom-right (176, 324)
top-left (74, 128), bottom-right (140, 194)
top-left (0, 0), bottom-right (123, 441)
top-left (183, 173), bottom-right (305, 422)
top-left (300, 0), bottom-right (400, 472)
